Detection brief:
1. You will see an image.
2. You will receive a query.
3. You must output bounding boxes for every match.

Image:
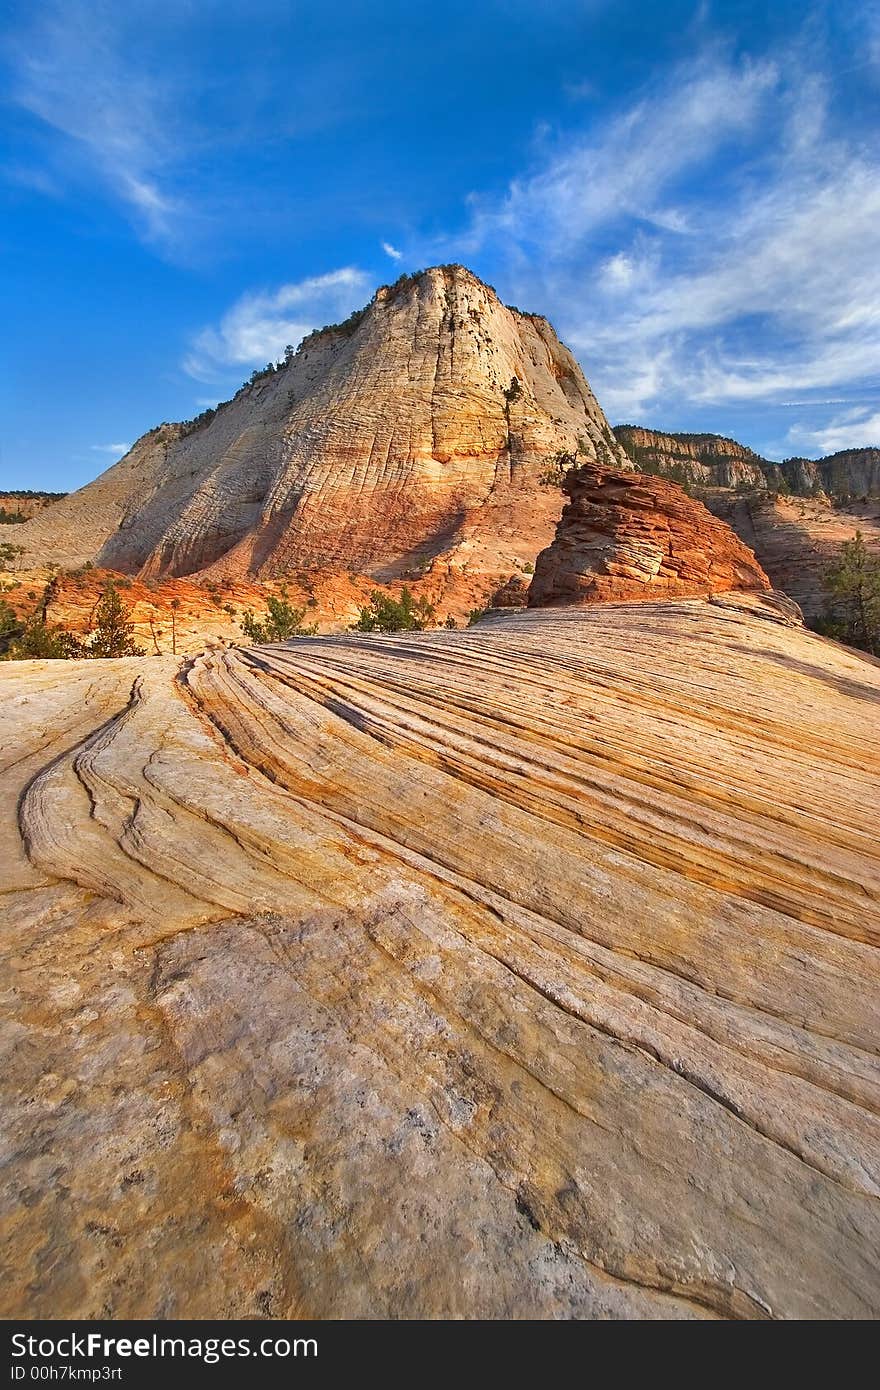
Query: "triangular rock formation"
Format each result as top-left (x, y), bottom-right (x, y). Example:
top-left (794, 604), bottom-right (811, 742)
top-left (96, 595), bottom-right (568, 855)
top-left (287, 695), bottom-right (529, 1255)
top-left (9, 266), bottom-right (628, 582)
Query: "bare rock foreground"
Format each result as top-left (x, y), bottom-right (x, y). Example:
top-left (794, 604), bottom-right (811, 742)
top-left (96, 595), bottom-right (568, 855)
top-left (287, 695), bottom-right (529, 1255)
top-left (2, 597), bottom-right (879, 1319)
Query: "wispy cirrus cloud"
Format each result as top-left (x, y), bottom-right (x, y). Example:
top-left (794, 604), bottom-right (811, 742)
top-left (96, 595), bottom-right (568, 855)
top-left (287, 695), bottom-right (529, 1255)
top-left (434, 42), bottom-right (880, 456)
top-left (382, 241), bottom-right (403, 261)
top-left (91, 442), bottom-right (131, 455)
top-left (458, 53), bottom-right (777, 256)
top-left (183, 268), bottom-right (372, 381)
top-left (3, 1), bottom-right (188, 246)
top-left (786, 409), bottom-right (880, 456)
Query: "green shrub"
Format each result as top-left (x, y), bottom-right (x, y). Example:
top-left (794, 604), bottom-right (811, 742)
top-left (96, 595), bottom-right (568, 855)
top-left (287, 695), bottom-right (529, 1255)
top-left (240, 587), bottom-right (317, 643)
top-left (538, 450), bottom-right (577, 488)
top-left (353, 588), bottom-right (435, 633)
top-left (4, 621), bottom-right (84, 660)
top-left (0, 543), bottom-right (25, 570)
top-left (817, 531), bottom-right (880, 654)
top-left (85, 580), bottom-right (145, 657)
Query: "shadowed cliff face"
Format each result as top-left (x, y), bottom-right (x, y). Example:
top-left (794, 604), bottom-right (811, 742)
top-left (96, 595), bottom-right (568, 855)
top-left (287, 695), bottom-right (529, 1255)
top-left (701, 492), bottom-right (880, 620)
top-left (528, 464), bottom-right (770, 606)
top-left (4, 267), bottom-right (627, 586)
top-left (779, 448), bottom-right (880, 498)
top-left (3, 599), bottom-right (879, 1319)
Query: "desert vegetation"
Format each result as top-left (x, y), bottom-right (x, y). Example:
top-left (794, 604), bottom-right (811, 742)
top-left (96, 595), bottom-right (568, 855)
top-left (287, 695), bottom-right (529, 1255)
top-left (1, 577), bottom-right (144, 660)
top-left (814, 532), bottom-right (880, 654)
top-left (240, 586), bottom-right (317, 642)
top-left (353, 588), bottom-right (435, 633)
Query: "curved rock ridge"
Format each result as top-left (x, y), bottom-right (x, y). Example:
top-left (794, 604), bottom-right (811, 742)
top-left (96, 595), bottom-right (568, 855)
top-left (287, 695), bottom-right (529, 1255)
top-left (3, 266), bottom-right (627, 584)
top-left (529, 464), bottom-right (771, 607)
top-left (2, 600), bottom-right (880, 1319)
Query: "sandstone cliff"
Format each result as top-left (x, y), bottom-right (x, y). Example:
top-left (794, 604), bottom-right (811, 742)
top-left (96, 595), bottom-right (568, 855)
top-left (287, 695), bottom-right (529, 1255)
top-left (5, 268), bottom-right (627, 591)
top-left (614, 426), bottom-right (774, 489)
top-left (0, 491), bottom-right (65, 523)
top-left (614, 426), bottom-right (880, 501)
top-left (702, 493), bottom-right (880, 620)
top-left (528, 464), bottom-right (770, 606)
top-left (779, 448), bottom-right (880, 499)
top-left (3, 599), bottom-right (879, 1318)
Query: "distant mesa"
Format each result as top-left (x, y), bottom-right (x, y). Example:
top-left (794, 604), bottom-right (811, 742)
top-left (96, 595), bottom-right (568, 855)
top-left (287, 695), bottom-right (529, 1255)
top-left (528, 463), bottom-right (771, 607)
top-left (614, 425), bottom-right (880, 499)
top-left (0, 490), bottom-right (65, 524)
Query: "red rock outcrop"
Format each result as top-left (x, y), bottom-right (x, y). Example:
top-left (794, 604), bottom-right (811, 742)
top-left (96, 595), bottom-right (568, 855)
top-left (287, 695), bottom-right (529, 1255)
top-left (528, 464), bottom-right (770, 606)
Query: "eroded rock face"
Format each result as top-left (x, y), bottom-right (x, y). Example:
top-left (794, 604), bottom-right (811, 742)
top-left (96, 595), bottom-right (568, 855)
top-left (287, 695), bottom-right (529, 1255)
top-left (615, 426), bottom-right (773, 488)
top-left (6, 267), bottom-right (626, 587)
top-left (528, 464), bottom-right (770, 606)
top-left (613, 426), bottom-right (880, 501)
top-left (702, 492), bottom-right (880, 620)
top-left (780, 448), bottom-right (880, 499)
top-left (2, 601), bottom-right (879, 1318)
top-left (0, 492), bottom-right (64, 521)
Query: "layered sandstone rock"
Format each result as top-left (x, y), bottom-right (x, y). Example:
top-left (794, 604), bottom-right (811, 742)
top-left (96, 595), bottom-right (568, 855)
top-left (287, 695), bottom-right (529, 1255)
top-left (0, 492), bottom-right (64, 522)
top-left (614, 426), bottom-right (880, 501)
top-left (2, 600), bottom-right (879, 1318)
top-left (528, 464), bottom-right (770, 606)
top-left (3, 267), bottom-right (626, 590)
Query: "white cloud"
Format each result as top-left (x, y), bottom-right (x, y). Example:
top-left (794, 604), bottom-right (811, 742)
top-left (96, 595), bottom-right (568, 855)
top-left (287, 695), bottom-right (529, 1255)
top-left (599, 254), bottom-right (633, 289)
top-left (786, 409), bottom-right (880, 456)
top-left (460, 53), bottom-right (777, 257)
top-left (5, 2), bottom-right (185, 245)
top-left (436, 45), bottom-right (880, 429)
top-left (91, 443), bottom-right (131, 455)
top-left (382, 241), bottom-right (403, 261)
top-left (184, 268), bottom-right (372, 380)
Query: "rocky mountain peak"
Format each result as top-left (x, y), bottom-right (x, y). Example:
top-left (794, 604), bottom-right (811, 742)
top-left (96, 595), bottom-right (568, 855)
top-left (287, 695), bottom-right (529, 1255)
top-left (4, 266), bottom-right (628, 590)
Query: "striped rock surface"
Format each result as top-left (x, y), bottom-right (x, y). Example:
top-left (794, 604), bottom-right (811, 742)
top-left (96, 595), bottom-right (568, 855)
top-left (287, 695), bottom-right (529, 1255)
top-left (2, 594), bottom-right (879, 1318)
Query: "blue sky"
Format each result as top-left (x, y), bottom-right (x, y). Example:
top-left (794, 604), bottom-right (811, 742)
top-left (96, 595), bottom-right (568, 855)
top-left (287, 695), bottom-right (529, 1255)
top-left (2, 0), bottom-right (879, 490)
